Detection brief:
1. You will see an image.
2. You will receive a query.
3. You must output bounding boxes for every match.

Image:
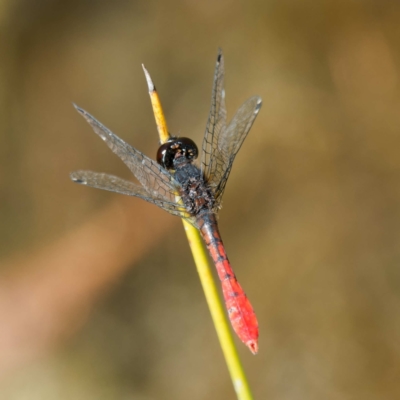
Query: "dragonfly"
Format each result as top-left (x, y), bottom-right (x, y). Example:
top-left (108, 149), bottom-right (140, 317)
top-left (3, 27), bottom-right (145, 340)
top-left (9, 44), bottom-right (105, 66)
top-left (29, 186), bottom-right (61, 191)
top-left (70, 49), bottom-right (262, 354)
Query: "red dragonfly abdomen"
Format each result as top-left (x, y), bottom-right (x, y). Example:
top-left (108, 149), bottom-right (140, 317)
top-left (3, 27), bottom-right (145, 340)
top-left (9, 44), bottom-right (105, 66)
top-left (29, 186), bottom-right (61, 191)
top-left (198, 213), bottom-right (259, 354)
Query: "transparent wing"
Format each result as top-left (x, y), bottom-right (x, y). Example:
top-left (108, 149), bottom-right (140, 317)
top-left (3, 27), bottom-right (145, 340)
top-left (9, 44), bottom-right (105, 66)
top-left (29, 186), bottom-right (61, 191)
top-left (200, 50), bottom-right (262, 205)
top-left (212, 95), bottom-right (262, 204)
top-left (74, 104), bottom-right (181, 205)
top-left (201, 48), bottom-right (227, 185)
top-left (70, 171), bottom-right (194, 221)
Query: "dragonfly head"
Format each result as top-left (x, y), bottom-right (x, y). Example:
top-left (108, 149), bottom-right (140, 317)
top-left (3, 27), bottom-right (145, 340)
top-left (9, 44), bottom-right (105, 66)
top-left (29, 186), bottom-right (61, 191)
top-left (156, 137), bottom-right (198, 170)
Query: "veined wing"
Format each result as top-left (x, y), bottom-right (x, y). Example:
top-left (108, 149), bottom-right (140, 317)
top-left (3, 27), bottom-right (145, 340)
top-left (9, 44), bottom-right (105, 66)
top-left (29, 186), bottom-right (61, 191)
top-left (70, 171), bottom-right (193, 221)
top-left (212, 95), bottom-right (262, 203)
top-left (201, 48), bottom-right (227, 185)
top-left (73, 105), bottom-right (181, 205)
top-left (200, 51), bottom-right (262, 205)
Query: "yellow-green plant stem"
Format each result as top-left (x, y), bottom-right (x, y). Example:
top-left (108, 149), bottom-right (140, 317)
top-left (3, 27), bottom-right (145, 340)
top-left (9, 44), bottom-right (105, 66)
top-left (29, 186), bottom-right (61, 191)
top-left (143, 64), bottom-right (254, 400)
top-left (182, 219), bottom-right (254, 400)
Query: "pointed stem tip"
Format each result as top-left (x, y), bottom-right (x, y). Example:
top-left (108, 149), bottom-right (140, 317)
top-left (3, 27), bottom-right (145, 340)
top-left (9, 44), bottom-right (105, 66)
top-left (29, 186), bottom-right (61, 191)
top-left (142, 64), bottom-right (155, 92)
top-left (142, 64), bottom-right (170, 143)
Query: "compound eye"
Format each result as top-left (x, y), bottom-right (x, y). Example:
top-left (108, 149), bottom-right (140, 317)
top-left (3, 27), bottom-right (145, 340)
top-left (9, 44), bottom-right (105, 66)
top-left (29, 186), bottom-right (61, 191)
top-left (156, 137), bottom-right (198, 170)
top-left (156, 140), bottom-right (175, 169)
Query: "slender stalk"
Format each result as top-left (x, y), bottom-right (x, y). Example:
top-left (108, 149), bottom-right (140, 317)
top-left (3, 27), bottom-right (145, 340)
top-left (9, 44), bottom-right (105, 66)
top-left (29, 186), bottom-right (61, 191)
top-left (142, 64), bottom-right (255, 400)
top-left (182, 219), bottom-right (255, 399)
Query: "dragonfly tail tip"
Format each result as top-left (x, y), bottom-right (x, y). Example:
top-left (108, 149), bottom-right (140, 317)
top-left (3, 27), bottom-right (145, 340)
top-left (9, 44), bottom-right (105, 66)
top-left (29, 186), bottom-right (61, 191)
top-left (247, 340), bottom-right (258, 355)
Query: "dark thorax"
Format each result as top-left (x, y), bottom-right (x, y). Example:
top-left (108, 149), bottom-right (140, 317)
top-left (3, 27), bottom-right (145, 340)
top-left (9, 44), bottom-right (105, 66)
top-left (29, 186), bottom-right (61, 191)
top-left (173, 156), bottom-right (215, 217)
top-left (156, 136), bottom-right (216, 217)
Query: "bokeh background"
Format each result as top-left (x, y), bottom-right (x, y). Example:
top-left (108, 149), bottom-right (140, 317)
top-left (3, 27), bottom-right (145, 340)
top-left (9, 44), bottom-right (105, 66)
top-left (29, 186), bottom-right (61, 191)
top-left (1, 1), bottom-right (400, 399)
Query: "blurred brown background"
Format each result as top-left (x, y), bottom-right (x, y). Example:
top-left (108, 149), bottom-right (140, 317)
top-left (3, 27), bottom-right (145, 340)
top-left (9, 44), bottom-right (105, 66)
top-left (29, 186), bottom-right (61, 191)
top-left (1, 0), bottom-right (400, 399)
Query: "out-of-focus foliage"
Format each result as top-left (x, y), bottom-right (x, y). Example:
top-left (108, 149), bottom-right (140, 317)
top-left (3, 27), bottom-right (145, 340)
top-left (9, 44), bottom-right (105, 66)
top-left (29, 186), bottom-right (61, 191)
top-left (1, 0), bottom-right (400, 399)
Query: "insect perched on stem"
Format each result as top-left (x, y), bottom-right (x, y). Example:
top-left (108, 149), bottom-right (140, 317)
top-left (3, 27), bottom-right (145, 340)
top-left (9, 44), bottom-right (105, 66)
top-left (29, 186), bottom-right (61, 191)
top-left (71, 49), bottom-right (261, 354)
